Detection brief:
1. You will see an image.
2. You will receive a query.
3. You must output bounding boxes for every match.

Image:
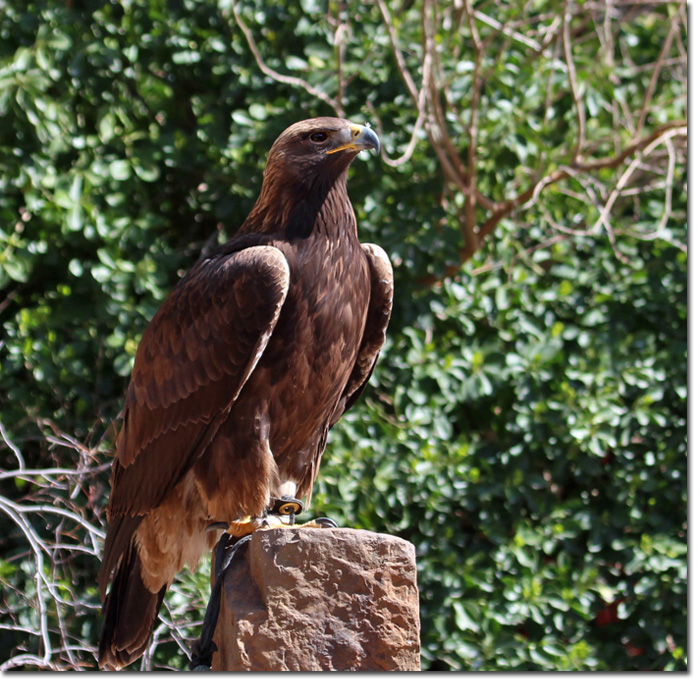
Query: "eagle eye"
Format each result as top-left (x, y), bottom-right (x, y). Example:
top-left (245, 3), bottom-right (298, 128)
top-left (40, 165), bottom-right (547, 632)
top-left (309, 131), bottom-right (329, 143)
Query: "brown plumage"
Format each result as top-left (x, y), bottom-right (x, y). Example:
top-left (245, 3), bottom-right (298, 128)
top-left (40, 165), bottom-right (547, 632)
top-left (97, 118), bottom-right (393, 669)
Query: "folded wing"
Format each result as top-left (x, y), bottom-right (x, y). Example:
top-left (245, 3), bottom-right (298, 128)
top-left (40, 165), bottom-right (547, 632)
top-left (98, 245), bottom-right (290, 598)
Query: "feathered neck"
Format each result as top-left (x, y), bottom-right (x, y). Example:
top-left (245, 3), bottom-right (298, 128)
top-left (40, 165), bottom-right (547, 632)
top-left (238, 166), bottom-right (353, 240)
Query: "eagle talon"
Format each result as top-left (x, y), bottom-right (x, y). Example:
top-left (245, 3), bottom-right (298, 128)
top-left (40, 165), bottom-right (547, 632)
top-left (205, 521), bottom-right (230, 533)
top-left (284, 516), bottom-right (339, 530)
top-left (310, 517), bottom-right (339, 529)
top-left (226, 516), bottom-right (264, 538)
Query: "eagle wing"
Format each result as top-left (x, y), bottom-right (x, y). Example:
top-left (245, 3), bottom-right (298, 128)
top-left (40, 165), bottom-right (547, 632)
top-left (331, 243), bottom-right (394, 424)
top-left (98, 244), bottom-right (290, 596)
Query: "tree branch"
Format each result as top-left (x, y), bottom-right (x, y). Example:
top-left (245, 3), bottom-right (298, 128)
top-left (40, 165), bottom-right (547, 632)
top-left (231, 0), bottom-right (343, 116)
top-left (562, 2), bottom-right (586, 162)
top-left (421, 121), bottom-right (687, 286)
top-left (376, 0), bottom-right (420, 106)
top-left (591, 125), bottom-right (686, 241)
top-left (635, 4), bottom-right (682, 137)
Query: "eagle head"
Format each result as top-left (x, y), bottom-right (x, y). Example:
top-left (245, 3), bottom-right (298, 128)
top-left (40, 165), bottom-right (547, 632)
top-left (264, 117), bottom-right (380, 189)
top-left (242, 117), bottom-right (381, 236)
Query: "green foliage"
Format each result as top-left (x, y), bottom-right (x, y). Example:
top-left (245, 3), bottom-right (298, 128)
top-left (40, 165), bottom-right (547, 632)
top-left (317, 228), bottom-right (686, 671)
top-left (0, 0), bottom-right (686, 672)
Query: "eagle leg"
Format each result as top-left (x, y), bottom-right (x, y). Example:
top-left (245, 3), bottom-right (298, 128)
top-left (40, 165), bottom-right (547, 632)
top-left (226, 515), bottom-right (264, 538)
top-left (265, 497), bottom-right (339, 530)
top-left (224, 497), bottom-right (339, 538)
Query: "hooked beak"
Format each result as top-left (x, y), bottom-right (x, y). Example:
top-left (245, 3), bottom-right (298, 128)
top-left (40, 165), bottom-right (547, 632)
top-left (326, 123), bottom-right (381, 155)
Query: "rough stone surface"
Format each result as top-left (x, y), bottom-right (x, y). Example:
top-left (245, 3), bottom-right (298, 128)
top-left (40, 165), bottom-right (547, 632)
top-left (210, 527), bottom-right (421, 671)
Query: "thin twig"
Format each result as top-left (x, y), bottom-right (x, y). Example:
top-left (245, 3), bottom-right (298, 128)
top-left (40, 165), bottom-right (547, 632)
top-left (591, 126), bottom-right (687, 237)
top-left (0, 421), bottom-right (25, 469)
top-left (635, 4), bottom-right (682, 137)
top-left (231, 0), bottom-right (343, 116)
top-left (0, 499), bottom-right (53, 666)
top-left (366, 98), bottom-right (427, 167)
top-left (376, 0), bottom-right (420, 105)
top-left (656, 135), bottom-right (677, 236)
top-left (562, 2), bottom-right (586, 161)
top-left (462, 0), bottom-right (483, 258)
top-left (473, 9), bottom-right (549, 55)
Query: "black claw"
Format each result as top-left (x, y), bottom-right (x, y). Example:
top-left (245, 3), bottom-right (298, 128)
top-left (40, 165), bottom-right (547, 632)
top-left (313, 517), bottom-right (339, 528)
top-left (205, 521), bottom-right (230, 533)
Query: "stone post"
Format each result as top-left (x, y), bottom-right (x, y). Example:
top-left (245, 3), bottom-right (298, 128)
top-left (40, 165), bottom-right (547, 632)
top-left (210, 526), bottom-right (421, 671)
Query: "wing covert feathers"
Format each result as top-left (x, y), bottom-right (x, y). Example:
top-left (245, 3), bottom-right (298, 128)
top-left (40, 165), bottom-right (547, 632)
top-left (107, 246), bottom-right (290, 518)
top-left (332, 243), bottom-right (394, 422)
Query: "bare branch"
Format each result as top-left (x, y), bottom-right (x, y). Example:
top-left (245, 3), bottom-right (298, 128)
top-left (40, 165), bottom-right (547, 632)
top-left (231, 0), bottom-right (343, 116)
top-left (367, 0), bottom-right (433, 168)
top-left (421, 120), bottom-right (686, 286)
top-left (591, 125), bottom-right (686, 242)
top-left (573, 120), bottom-right (686, 172)
top-left (562, 2), bottom-right (586, 161)
top-left (2, 497), bottom-right (105, 544)
top-left (473, 9), bottom-right (549, 56)
top-left (376, 0), bottom-right (420, 105)
top-left (366, 98), bottom-right (428, 167)
top-left (0, 654), bottom-right (60, 672)
top-left (0, 498), bottom-right (53, 666)
top-left (0, 421), bottom-right (25, 469)
top-left (635, 4), bottom-right (683, 137)
top-left (0, 464), bottom-right (109, 483)
top-left (424, 0), bottom-right (468, 183)
top-left (376, 0), bottom-right (467, 190)
top-left (463, 5), bottom-right (481, 166)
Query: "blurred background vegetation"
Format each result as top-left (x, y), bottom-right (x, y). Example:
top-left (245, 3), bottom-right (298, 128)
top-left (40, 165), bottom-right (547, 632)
top-left (0, 0), bottom-right (687, 671)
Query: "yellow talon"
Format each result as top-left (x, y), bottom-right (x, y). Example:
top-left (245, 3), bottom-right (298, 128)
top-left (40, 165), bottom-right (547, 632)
top-left (293, 519), bottom-right (329, 529)
top-left (226, 514), bottom-right (338, 538)
top-left (226, 516), bottom-right (261, 537)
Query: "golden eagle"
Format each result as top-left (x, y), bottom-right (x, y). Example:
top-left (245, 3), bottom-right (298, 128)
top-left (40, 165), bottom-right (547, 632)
top-left (97, 118), bottom-right (393, 668)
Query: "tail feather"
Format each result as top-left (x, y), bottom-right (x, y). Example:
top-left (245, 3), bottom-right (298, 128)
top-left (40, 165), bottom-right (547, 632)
top-left (98, 514), bottom-right (143, 601)
top-left (98, 540), bottom-right (167, 669)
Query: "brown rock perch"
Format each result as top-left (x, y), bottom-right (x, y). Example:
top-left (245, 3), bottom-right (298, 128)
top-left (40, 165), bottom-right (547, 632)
top-left (210, 527), bottom-right (421, 671)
